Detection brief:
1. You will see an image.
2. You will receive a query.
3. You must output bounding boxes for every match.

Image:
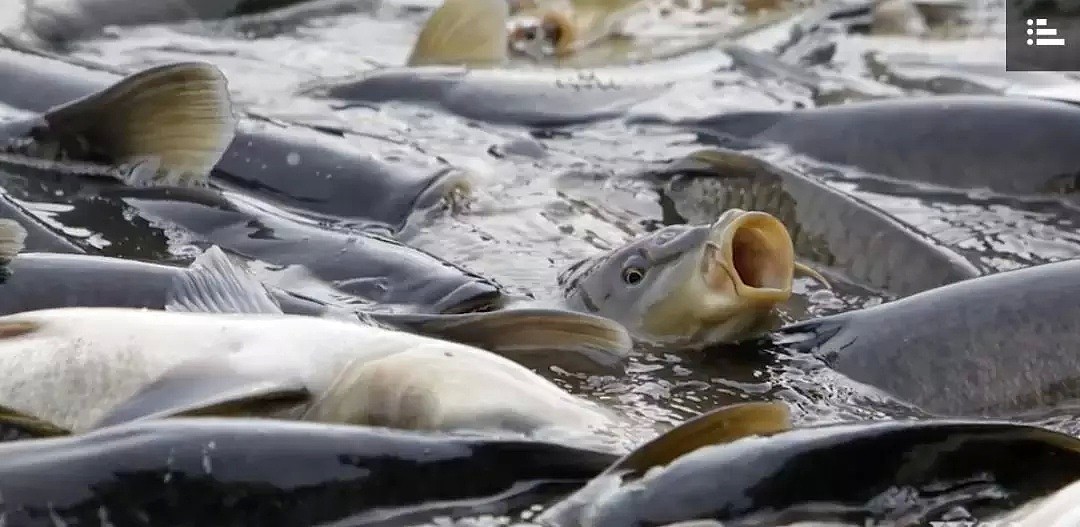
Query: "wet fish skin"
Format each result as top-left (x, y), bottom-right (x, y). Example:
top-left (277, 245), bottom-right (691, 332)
top-left (17, 0), bottom-right (325, 46)
top-left (0, 249), bottom-right (331, 316)
top-left (0, 417), bottom-right (617, 527)
top-left (543, 419), bottom-right (1080, 527)
top-left (0, 46), bottom-right (460, 232)
top-left (0, 306), bottom-right (618, 435)
top-left (306, 65), bottom-right (674, 127)
top-left (777, 259), bottom-right (1080, 417)
top-left (641, 96), bottom-right (1080, 198)
top-left (0, 252), bottom-right (185, 314)
top-left (650, 149), bottom-right (981, 297)
top-left (0, 165), bottom-right (502, 315)
top-left (106, 185), bottom-right (505, 314)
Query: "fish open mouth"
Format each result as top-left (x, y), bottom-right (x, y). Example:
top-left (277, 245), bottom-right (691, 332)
top-left (702, 211), bottom-right (795, 303)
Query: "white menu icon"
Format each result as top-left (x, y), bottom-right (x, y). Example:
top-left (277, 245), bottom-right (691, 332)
top-left (1027, 18), bottom-right (1066, 46)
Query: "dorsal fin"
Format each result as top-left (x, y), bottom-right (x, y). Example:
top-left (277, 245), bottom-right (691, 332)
top-left (166, 246), bottom-right (283, 315)
top-left (606, 401), bottom-right (792, 478)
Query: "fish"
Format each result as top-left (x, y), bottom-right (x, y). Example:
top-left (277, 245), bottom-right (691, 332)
top-left (539, 418), bottom-right (1080, 527)
top-left (9, 0), bottom-right (349, 47)
top-left (0, 401), bottom-right (791, 526)
top-left (0, 417), bottom-right (617, 526)
top-left (632, 95), bottom-right (1080, 199)
top-left (0, 218), bottom-right (632, 373)
top-left (557, 207), bottom-right (823, 347)
top-left (647, 148), bottom-right (982, 297)
top-left (0, 284), bottom-right (625, 439)
top-left (773, 259), bottom-right (1080, 417)
top-left (0, 45), bottom-right (466, 232)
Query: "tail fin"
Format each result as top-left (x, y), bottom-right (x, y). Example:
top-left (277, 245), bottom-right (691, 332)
top-left (406, 0), bottom-right (509, 67)
top-left (36, 61), bottom-right (236, 188)
top-left (0, 220), bottom-right (27, 265)
top-left (607, 401), bottom-right (792, 477)
top-left (371, 307), bottom-right (632, 374)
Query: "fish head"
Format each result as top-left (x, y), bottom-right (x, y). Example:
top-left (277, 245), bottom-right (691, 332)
top-left (559, 209), bottom-right (795, 346)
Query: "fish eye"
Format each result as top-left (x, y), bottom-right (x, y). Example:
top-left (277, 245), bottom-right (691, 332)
top-left (622, 267), bottom-right (645, 285)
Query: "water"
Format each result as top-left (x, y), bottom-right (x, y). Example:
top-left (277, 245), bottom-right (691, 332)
top-left (2, 0), bottom-right (1080, 523)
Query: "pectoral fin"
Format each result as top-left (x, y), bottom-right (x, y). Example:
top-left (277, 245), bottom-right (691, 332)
top-left (166, 246), bottom-right (284, 315)
top-left (0, 403), bottom-right (70, 440)
top-left (371, 307), bottom-right (632, 374)
top-left (605, 400), bottom-right (792, 478)
top-left (34, 61), bottom-right (236, 188)
top-left (91, 354), bottom-right (311, 430)
top-left (407, 0), bottom-right (510, 67)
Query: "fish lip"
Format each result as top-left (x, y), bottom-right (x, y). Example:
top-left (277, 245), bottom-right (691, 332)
top-left (702, 210), bottom-right (794, 302)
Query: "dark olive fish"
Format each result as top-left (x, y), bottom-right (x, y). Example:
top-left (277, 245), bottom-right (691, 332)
top-left (635, 96), bottom-right (1080, 197)
top-left (773, 259), bottom-right (1080, 417)
top-left (0, 176), bottom-right (503, 315)
top-left (0, 45), bottom-right (464, 232)
top-left (0, 417), bottom-right (618, 527)
top-left (0, 402), bottom-right (796, 526)
top-left (540, 418), bottom-right (1080, 527)
top-left (646, 149), bottom-right (982, 297)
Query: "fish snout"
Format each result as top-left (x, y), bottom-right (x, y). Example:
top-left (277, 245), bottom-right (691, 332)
top-left (703, 210), bottom-right (795, 306)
